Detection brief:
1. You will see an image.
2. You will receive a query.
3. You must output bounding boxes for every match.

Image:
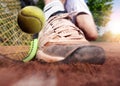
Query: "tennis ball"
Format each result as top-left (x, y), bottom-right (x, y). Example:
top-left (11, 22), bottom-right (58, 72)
top-left (17, 6), bottom-right (45, 34)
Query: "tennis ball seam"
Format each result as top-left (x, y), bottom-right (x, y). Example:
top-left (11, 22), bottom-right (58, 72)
top-left (20, 11), bottom-right (43, 28)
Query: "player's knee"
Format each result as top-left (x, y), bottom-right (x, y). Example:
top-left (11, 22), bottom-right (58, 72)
top-left (86, 32), bottom-right (98, 41)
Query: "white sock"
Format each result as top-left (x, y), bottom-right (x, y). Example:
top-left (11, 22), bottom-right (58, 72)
top-left (65, 0), bottom-right (92, 15)
top-left (44, 0), bottom-right (65, 20)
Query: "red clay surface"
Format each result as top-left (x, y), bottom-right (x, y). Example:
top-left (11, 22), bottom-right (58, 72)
top-left (0, 42), bottom-right (120, 86)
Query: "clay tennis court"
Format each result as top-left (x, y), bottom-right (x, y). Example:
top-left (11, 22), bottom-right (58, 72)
top-left (0, 42), bottom-right (120, 86)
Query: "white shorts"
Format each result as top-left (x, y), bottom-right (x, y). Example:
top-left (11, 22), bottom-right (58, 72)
top-left (65, 0), bottom-right (91, 15)
top-left (44, 0), bottom-right (92, 20)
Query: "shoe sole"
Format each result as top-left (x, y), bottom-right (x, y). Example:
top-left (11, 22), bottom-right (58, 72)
top-left (62, 45), bottom-right (106, 65)
top-left (37, 45), bottom-right (106, 64)
top-left (36, 50), bottom-right (65, 62)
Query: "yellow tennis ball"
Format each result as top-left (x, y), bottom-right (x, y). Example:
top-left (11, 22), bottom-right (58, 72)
top-left (18, 6), bottom-right (45, 34)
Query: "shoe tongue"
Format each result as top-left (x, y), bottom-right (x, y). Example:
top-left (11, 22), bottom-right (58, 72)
top-left (47, 15), bottom-right (84, 39)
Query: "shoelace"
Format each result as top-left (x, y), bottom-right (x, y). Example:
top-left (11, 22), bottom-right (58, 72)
top-left (38, 13), bottom-right (85, 48)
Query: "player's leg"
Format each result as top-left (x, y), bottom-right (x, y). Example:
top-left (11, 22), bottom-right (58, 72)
top-left (65, 0), bottom-right (98, 41)
top-left (76, 12), bottom-right (98, 41)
